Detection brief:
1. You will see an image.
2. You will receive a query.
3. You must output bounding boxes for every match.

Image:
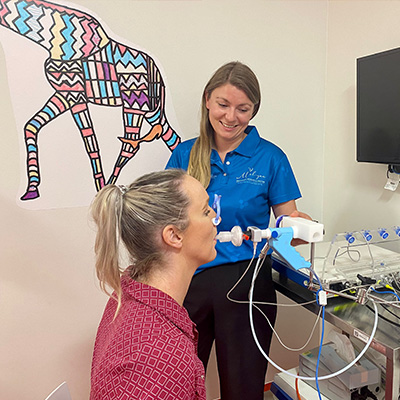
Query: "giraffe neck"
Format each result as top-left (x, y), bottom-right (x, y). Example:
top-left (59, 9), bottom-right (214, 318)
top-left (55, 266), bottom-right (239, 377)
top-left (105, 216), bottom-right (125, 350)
top-left (0, 0), bottom-right (110, 60)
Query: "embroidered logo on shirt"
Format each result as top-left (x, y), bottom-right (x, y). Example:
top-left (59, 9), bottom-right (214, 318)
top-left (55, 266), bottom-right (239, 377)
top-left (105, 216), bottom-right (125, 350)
top-left (236, 168), bottom-right (266, 185)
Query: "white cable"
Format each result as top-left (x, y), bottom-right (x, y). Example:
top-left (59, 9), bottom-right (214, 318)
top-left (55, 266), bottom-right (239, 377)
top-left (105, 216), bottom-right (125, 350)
top-left (227, 257), bottom-right (322, 352)
top-left (390, 273), bottom-right (400, 291)
top-left (249, 256), bottom-right (380, 381)
top-left (367, 298), bottom-right (400, 304)
top-left (253, 303), bottom-right (322, 352)
top-left (250, 255), bottom-right (323, 352)
top-left (227, 253), bottom-right (318, 307)
top-left (226, 258), bottom-right (255, 304)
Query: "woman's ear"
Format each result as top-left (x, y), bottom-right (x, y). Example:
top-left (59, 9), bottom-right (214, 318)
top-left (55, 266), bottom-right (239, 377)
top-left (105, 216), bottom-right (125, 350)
top-left (162, 224), bottom-right (183, 249)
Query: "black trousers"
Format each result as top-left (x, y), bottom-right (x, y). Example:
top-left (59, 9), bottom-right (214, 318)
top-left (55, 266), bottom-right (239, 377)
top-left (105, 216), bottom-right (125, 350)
top-left (184, 258), bottom-right (277, 400)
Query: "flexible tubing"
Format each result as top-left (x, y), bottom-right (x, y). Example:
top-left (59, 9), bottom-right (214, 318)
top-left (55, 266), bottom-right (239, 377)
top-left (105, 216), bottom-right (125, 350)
top-left (248, 256), bottom-right (379, 381)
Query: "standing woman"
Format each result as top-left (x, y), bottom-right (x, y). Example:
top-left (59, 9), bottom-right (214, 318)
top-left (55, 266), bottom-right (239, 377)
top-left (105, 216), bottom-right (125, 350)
top-left (166, 61), bottom-right (308, 399)
top-left (90, 169), bottom-right (218, 400)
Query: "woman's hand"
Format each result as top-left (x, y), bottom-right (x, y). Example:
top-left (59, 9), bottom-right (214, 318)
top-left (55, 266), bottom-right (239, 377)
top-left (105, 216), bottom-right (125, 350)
top-left (272, 202), bottom-right (313, 246)
top-left (288, 210), bottom-right (313, 246)
top-left (288, 209), bottom-right (312, 220)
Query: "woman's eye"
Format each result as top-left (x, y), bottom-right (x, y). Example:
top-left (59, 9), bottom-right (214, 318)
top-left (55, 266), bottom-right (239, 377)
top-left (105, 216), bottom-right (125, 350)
top-left (218, 103), bottom-right (227, 108)
top-left (205, 209), bottom-right (211, 216)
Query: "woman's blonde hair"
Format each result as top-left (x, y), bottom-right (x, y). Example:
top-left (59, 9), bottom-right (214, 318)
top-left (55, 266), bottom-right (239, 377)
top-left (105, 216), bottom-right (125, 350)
top-left (187, 61), bottom-right (261, 188)
top-left (90, 169), bottom-right (190, 314)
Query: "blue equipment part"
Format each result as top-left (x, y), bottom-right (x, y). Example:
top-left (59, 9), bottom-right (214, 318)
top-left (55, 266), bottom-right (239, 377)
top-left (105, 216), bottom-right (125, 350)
top-left (269, 227), bottom-right (311, 270)
top-left (212, 194), bottom-right (222, 226)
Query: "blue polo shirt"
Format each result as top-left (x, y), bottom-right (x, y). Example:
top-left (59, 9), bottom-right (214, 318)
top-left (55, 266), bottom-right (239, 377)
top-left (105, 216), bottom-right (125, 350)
top-left (166, 125), bottom-right (301, 273)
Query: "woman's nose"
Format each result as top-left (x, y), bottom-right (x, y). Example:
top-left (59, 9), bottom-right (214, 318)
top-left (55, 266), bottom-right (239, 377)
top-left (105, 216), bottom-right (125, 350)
top-left (225, 107), bottom-right (236, 122)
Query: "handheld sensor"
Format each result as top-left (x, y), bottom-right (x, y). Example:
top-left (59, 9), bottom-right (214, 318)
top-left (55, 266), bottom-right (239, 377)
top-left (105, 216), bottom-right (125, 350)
top-left (216, 217), bottom-right (324, 271)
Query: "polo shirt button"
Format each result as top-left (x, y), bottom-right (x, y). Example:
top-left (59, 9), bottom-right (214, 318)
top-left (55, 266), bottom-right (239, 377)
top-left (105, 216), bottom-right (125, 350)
top-left (226, 161), bottom-right (230, 165)
top-left (223, 173), bottom-right (227, 176)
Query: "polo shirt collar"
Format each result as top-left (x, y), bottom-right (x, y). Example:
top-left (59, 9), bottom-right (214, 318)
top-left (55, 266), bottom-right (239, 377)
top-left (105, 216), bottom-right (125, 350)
top-left (235, 125), bottom-right (260, 157)
top-left (210, 125), bottom-right (260, 163)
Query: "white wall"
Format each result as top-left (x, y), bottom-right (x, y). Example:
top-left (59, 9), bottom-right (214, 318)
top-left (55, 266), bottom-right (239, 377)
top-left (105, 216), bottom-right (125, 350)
top-left (323, 0), bottom-right (400, 238)
top-left (2, 1), bottom-right (399, 399)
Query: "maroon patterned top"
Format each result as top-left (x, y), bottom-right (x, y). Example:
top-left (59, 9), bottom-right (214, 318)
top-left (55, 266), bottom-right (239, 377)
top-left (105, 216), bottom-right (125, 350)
top-left (90, 275), bottom-right (206, 399)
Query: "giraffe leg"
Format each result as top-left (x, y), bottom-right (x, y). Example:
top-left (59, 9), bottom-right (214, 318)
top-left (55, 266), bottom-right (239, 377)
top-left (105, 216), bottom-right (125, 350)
top-left (147, 111), bottom-right (180, 152)
top-left (70, 103), bottom-right (105, 192)
top-left (144, 86), bottom-right (181, 152)
top-left (119, 124), bottom-right (162, 149)
top-left (107, 109), bottom-right (143, 185)
top-left (109, 101), bottom-right (180, 185)
top-left (20, 93), bottom-right (70, 200)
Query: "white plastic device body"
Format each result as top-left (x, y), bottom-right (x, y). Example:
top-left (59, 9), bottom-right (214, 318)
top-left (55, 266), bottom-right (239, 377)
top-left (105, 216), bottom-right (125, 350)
top-left (216, 217), bottom-right (324, 246)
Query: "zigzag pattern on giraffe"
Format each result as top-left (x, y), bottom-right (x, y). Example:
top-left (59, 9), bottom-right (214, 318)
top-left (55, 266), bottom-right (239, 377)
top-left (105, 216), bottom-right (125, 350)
top-left (0, 0), bottom-right (181, 201)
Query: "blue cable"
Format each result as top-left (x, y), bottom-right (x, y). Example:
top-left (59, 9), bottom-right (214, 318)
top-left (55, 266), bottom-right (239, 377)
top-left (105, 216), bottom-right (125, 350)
top-left (305, 267), bottom-right (322, 288)
top-left (275, 214), bottom-right (288, 228)
top-left (315, 306), bottom-right (325, 400)
top-left (370, 287), bottom-right (400, 301)
top-left (307, 267), bottom-right (324, 399)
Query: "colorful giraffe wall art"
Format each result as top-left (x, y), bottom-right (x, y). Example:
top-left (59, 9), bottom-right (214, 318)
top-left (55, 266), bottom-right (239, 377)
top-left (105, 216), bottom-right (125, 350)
top-left (0, 0), bottom-right (180, 202)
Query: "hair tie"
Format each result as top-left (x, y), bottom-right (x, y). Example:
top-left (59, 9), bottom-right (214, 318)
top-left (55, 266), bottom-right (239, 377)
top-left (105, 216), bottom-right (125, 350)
top-left (117, 185), bottom-right (128, 196)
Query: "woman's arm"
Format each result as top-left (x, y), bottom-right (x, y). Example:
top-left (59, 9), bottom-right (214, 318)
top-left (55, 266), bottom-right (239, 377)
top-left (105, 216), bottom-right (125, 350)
top-left (271, 200), bottom-right (312, 246)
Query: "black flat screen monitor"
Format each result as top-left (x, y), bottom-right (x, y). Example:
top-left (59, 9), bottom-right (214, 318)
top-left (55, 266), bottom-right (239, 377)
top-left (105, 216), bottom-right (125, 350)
top-left (357, 47), bottom-right (400, 167)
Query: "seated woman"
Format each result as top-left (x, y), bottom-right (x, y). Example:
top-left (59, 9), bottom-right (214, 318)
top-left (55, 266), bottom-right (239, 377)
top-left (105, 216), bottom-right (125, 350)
top-left (89, 169), bottom-right (218, 400)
